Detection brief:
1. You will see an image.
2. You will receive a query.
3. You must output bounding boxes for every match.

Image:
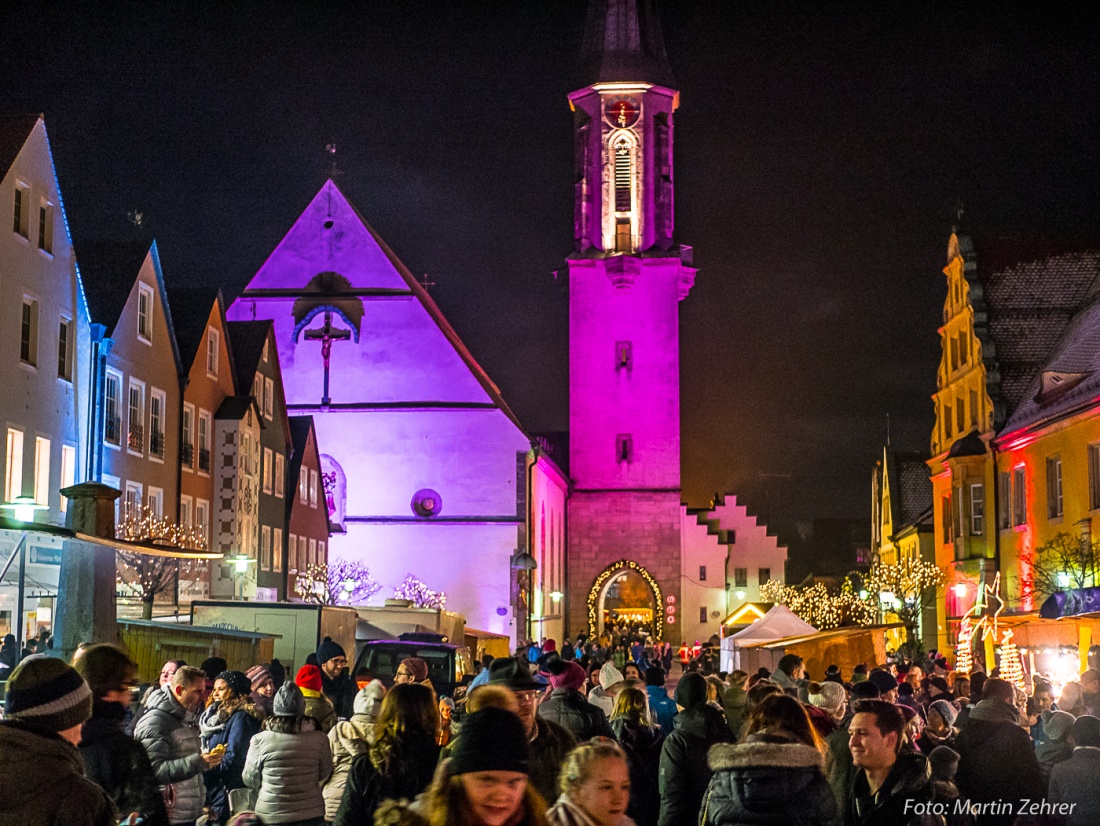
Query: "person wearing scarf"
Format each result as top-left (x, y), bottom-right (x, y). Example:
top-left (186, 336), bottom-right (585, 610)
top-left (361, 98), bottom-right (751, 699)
top-left (548, 739), bottom-right (635, 826)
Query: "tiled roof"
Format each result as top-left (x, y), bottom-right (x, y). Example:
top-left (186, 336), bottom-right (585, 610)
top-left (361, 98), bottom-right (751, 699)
top-left (1002, 294), bottom-right (1100, 435)
top-left (77, 239), bottom-right (152, 331)
top-left (966, 237), bottom-right (1100, 423)
top-left (226, 320), bottom-right (272, 397)
top-left (0, 114), bottom-right (39, 180)
top-left (895, 454), bottom-right (932, 527)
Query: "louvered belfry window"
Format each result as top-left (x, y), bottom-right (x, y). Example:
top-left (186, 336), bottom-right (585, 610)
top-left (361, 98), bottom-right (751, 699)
top-left (614, 139), bottom-right (632, 212)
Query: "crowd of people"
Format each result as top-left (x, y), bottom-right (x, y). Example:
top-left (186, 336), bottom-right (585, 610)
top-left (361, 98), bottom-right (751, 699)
top-left (4, 633), bottom-right (1100, 826)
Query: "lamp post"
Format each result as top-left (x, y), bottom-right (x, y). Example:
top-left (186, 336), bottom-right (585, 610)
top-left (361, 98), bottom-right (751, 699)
top-left (227, 553), bottom-right (256, 601)
top-left (1, 496), bottom-right (49, 660)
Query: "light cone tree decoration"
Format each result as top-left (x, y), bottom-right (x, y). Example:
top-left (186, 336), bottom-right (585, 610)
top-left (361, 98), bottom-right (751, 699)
top-left (955, 616), bottom-right (975, 674)
top-left (294, 560), bottom-right (382, 606)
top-left (393, 574), bottom-right (446, 609)
top-left (997, 628), bottom-right (1026, 692)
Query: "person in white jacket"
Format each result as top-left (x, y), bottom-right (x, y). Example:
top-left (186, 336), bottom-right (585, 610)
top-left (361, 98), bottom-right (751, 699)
top-left (588, 662), bottom-right (625, 718)
top-left (243, 682), bottom-right (332, 825)
top-left (322, 680), bottom-right (385, 821)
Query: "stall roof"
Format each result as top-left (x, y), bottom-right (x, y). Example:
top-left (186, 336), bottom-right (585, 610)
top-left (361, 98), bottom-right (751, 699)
top-left (726, 605), bottom-right (817, 645)
top-left (739, 623), bottom-right (906, 649)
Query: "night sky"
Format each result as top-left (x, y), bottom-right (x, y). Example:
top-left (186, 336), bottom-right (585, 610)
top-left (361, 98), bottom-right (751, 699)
top-left (4, 3), bottom-right (1100, 545)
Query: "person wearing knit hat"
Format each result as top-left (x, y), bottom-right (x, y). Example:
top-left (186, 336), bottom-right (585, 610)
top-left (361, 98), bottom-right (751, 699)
top-left (296, 664), bottom-right (337, 733)
top-left (588, 661), bottom-right (624, 716)
top-left (247, 664), bottom-right (275, 718)
top-left (867, 668), bottom-right (899, 701)
top-left (1047, 715), bottom-right (1100, 823)
top-left (538, 659), bottom-right (614, 741)
top-left (321, 680), bottom-right (387, 821)
top-left (659, 672), bottom-right (733, 826)
top-left (1037, 709), bottom-right (1076, 786)
top-left (0, 657), bottom-right (116, 826)
top-left (395, 656), bottom-right (431, 685)
top-left (451, 707), bottom-right (531, 776)
top-left (200, 670), bottom-right (265, 824)
top-left (928, 744), bottom-right (960, 781)
top-left (317, 636), bottom-right (358, 721)
top-left (808, 680), bottom-right (847, 722)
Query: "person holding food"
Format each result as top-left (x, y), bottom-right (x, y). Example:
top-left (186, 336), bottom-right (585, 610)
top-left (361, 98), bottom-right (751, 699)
top-left (200, 670), bottom-right (264, 825)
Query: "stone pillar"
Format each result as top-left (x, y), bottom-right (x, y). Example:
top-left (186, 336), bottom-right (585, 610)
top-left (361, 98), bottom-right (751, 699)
top-left (55, 482), bottom-right (121, 658)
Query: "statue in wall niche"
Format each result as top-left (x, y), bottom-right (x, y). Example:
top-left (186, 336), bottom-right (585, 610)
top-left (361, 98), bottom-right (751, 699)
top-left (321, 454), bottom-right (347, 531)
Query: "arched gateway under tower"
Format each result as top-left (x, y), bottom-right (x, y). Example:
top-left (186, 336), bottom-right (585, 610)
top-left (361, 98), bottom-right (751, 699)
top-left (564, 0), bottom-right (695, 642)
top-left (588, 560), bottom-right (664, 640)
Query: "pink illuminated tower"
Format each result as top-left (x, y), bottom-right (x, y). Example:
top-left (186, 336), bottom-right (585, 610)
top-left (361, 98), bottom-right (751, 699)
top-left (565, 0), bottom-right (697, 641)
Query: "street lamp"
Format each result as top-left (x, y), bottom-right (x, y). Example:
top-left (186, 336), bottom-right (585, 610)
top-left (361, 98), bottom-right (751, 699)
top-left (226, 553), bottom-right (255, 600)
top-left (954, 582), bottom-right (967, 599)
top-left (2, 496), bottom-right (48, 525)
top-left (1057, 572), bottom-right (1071, 589)
top-left (549, 591), bottom-right (563, 603)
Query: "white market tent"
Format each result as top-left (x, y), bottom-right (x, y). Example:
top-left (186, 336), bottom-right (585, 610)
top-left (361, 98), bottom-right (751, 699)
top-left (720, 605), bottom-right (817, 672)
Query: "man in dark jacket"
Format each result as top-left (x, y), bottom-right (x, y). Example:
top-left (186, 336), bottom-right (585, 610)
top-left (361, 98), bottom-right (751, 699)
top-left (317, 637), bottom-right (358, 720)
top-left (953, 678), bottom-right (1043, 826)
top-left (658, 672), bottom-right (734, 826)
top-left (488, 656), bottom-right (577, 803)
top-left (827, 680), bottom-right (880, 809)
top-left (76, 644), bottom-right (169, 826)
top-left (845, 699), bottom-right (934, 826)
top-left (0, 656), bottom-right (117, 826)
top-left (538, 659), bottom-right (614, 740)
top-left (1048, 715), bottom-right (1100, 826)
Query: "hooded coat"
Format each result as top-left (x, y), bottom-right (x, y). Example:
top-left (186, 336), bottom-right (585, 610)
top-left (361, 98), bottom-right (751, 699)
top-left (242, 724), bottom-right (333, 824)
top-left (80, 698), bottom-right (169, 826)
top-left (647, 684), bottom-right (679, 736)
top-left (0, 720), bottom-right (117, 826)
top-left (323, 683), bottom-right (384, 821)
top-left (953, 698), bottom-right (1043, 825)
top-left (538, 687), bottom-right (615, 741)
top-left (721, 683), bottom-right (748, 738)
top-left (332, 729), bottom-right (441, 826)
top-left (702, 737), bottom-right (839, 826)
top-left (843, 750), bottom-right (935, 826)
top-left (199, 699), bottom-right (265, 823)
top-left (657, 702), bottom-right (735, 826)
top-left (1048, 747), bottom-right (1100, 826)
top-left (133, 684), bottom-right (208, 825)
top-left (612, 717), bottom-right (664, 826)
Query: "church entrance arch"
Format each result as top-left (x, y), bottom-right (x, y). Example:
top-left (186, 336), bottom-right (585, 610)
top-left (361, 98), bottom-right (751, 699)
top-left (588, 560), bottom-right (663, 641)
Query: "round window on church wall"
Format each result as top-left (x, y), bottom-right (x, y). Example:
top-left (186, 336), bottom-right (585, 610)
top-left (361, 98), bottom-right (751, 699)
top-left (411, 489), bottom-right (442, 518)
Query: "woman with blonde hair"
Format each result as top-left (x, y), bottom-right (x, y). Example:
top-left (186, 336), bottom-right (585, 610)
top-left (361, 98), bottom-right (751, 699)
top-left (334, 682), bottom-right (440, 825)
top-left (376, 707), bottom-right (549, 826)
top-left (700, 694), bottom-right (836, 826)
top-left (609, 688), bottom-right (661, 826)
top-left (547, 739), bottom-right (634, 826)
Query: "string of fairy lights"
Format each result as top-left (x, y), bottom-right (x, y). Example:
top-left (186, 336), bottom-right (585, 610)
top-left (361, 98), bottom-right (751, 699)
top-left (587, 560), bottom-right (664, 639)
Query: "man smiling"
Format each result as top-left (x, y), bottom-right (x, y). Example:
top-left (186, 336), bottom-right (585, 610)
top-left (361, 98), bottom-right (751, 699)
top-left (845, 699), bottom-right (933, 825)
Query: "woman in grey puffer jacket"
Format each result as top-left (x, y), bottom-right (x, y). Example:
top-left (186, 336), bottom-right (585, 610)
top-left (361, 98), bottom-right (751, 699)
top-left (322, 680), bottom-right (386, 820)
top-left (243, 682), bottom-right (333, 825)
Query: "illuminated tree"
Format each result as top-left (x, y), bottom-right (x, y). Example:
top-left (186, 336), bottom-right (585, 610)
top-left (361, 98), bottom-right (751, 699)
top-left (760, 577), bottom-right (875, 630)
top-left (115, 506), bottom-right (208, 619)
top-left (955, 616), bottom-right (975, 674)
top-left (1024, 532), bottom-right (1100, 603)
top-left (862, 557), bottom-right (945, 643)
top-left (997, 629), bottom-right (1026, 692)
top-left (295, 560), bottom-right (382, 606)
top-left (393, 574), bottom-right (447, 609)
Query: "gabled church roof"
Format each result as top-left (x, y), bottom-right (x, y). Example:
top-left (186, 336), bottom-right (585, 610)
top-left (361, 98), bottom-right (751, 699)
top-left (237, 179), bottom-right (529, 436)
top-left (0, 114), bottom-right (40, 180)
top-left (579, 0), bottom-right (675, 88)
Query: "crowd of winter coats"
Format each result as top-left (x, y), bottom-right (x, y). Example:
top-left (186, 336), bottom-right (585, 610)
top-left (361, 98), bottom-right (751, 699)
top-left (6, 638), bottom-right (1100, 826)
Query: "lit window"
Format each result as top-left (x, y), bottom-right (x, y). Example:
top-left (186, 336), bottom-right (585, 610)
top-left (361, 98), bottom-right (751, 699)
top-left (147, 487), bottom-right (163, 517)
top-left (970, 484), bottom-right (984, 536)
top-left (57, 317), bottom-right (73, 380)
top-left (137, 283), bottom-right (154, 342)
top-left (180, 495), bottom-right (192, 528)
top-left (1047, 457), bottom-right (1063, 519)
top-left (38, 202), bottom-right (53, 254)
top-left (20, 298), bottom-right (38, 366)
top-left (261, 526), bottom-right (272, 571)
top-left (149, 389), bottom-right (166, 460)
top-left (262, 338), bottom-right (269, 363)
top-left (299, 469), bottom-right (309, 504)
top-left (195, 500), bottom-right (209, 549)
top-left (273, 527), bottom-right (283, 573)
top-left (263, 447), bottom-right (273, 494)
top-left (33, 436), bottom-right (50, 507)
top-left (274, 453), bottom-right (285, 497)
top-left (104, 372), bottom-right (122, 446)
top-left (59, 444), bottom-right (76, 513)
top-left (124, 481), bottom-right (143, 518)
top-left (310, 469), bottom-right (319, 508)
top-left (264, 377), bottom-right (274, 420)
top-left (5, 428), bottom-right (24, 503)
top-left (206, 328), bottom-right (219, 377)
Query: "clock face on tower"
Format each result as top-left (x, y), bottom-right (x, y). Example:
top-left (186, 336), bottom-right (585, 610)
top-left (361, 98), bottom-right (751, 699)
top-left (605, 98), bottom-right (640, 129)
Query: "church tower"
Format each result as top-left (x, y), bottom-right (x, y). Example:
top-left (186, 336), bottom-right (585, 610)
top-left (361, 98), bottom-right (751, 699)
top-left (565, 0), bottom-right (696, 641)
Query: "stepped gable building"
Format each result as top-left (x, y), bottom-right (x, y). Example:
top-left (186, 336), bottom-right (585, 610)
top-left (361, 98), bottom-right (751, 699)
top-left (930, 232), bottom-right (1100, 640)
top-left (227, 181), bottom-right (568, 643)
top-left (563, 0), bottom-right (785, 644)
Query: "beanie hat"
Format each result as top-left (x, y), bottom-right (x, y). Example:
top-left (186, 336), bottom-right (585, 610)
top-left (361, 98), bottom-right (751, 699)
top-left (868, 670), bottom-right (899, 694)
top-left (897, 682), bottom-right (914, 697)
top-left (354, 680), bottom-right (386, 719)
top-left (850, 681), bottom-right (882, 701)
top-left (247, 664), bottom-right (274, 693)
top-left (201, 657), bottom-right (228, 679)
top-left (295, 664), bottom-right (323, 693)
top-left (675, 673), bottom-right (708, 710)
top-left (929, 699), bottom-right (958, 728)
top-left (1044, 709), bottom-right (1076, 742)
top-left (600, 662), bottom-right (625, 690)
top-left (401, 657), bottom-right (429, 683)
top-left (316, 637), bottom-right (346, 666)
top-left (1071, 714), bottom-right (1100, 748)
top-left (808, 681), bottom-right (847, 715)
top-left (216, 670), bottom-right (253, 698)
top-left (450, 707), bottom-right (530, 775)
top-left (645, 666), bottom-right (666, 687)
top-left (928, 745), bottom-right (960, 781)
top-left (929, 676), bottom-right (950, 693)
top-left (543, 639), bottom-right (557, 652)
top-left (4, 657), bottom-right (93, 733)
top-left (273, 682), bottom-right (306, 717)
top-left (550, 661), bottom-right (587, 691)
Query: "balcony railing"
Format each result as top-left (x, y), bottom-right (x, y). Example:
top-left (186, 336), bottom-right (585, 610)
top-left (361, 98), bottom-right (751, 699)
top-left (105, 415), bottom-right (121, 445)
top-left (181, 442), bottom-right (194, 466)
top-left (150, 430), bottom-right (165, 459)
top-left (128, 424), bottom-right (144, 453)
top-left (198, 447), bottom-right (211, 473)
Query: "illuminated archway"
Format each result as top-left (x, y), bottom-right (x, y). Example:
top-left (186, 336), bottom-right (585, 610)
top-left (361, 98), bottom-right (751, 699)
top-left (587, 559), bottom-right (663, 640)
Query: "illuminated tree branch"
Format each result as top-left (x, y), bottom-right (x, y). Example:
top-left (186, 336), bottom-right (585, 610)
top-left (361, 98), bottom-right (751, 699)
top-left (393, 574), bottom-right (446, 609)
top-left (295, 560), bottom-right (382, 606)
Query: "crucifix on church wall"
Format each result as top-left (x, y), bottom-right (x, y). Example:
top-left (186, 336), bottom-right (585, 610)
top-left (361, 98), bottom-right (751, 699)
top-left (302, 309), bottom-right (352, 405)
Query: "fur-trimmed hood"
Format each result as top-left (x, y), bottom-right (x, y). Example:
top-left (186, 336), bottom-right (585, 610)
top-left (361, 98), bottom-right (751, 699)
top-left (708, 739), bottom-right (824, 771)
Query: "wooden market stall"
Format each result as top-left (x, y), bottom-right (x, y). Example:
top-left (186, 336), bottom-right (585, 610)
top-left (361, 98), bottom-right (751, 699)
top-left (735, 623), bottom-right (906, 679)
